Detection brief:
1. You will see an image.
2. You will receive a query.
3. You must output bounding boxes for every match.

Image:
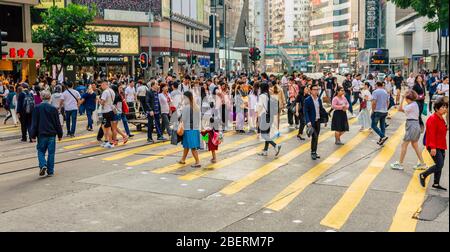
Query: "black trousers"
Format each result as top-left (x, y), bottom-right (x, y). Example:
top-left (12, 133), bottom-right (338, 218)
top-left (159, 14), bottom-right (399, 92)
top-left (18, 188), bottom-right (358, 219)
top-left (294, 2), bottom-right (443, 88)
top-left (19, 112), bottom-right (32, 141)
top-left (311, 120), bottom-right (321, 154)
top-left (263, 140), bottom-right (277, 151)
top-left (298, 113), bottom-right (306, 135)
top-left (97, 126), bottom-right (104, 141)
top-left (417, 100), bottom-right (425, 126)
top-left (422, 149), bottom-right (446, 185)
top-left (288, 103), bottom-right (299, 125)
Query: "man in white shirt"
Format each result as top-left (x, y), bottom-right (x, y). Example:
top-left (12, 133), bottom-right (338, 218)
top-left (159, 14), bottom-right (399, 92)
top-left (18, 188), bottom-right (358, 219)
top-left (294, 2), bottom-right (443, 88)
top-left (351, 74), bottom-right (363, 109)
top-left (60, 82), bottom-right (81, 137)
top-left (136, 81), bottom-right (149, 114)
top-left (99, 81), bottom-right (115, 148)
top-left (125, 80), bottom-right (137, 117)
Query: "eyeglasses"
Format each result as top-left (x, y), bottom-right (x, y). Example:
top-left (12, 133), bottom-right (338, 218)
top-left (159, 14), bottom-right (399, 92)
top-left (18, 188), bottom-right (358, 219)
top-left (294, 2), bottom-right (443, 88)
top-left (311, 88), bottom-right (319, 91)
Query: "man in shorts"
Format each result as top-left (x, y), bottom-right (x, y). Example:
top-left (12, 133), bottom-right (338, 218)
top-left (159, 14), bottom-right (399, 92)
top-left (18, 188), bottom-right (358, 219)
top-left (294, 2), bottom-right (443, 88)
top-left (99, 81), bottom-right (115, 148)
top-left (393, 70), bottom-right (404, 106)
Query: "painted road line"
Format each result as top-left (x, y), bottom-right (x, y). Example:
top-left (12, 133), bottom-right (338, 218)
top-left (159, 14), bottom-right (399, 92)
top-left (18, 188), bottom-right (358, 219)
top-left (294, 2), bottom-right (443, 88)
top-left (388, 149), bottom-right (434, 232)
top-left (64, 141), bottom-right (102, 150)
top-left (125, 131), bottom-right (237, 166)
top-left (264, 129), bottom-right (370, 211)
top-left (60, 130), bottom-right (139, 145)
top-left (103, 141), bottom-right (172, 161)
top-left (181, 124), bottom-right (306, 181)
top-left (80, 137), bottom-right (148, 154)
top-left (0, 127), bottom-right (20, 133)
top-left (152, 134), bottom-right (260, 174)
top-left (219, 118), bottom-right (359, 196)
top-left (320, 124), bottom-right (406, 230)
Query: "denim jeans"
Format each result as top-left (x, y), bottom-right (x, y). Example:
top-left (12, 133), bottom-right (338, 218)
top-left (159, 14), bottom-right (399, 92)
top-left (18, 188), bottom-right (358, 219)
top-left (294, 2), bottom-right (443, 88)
top-left (120, 113), bottom-right (131, 136)
top-left (345, 93), bottom-right (353, 114)
top-left (65, 110), bottom-right (78, 135)
top-left (37, 136), bottom-right (56, 174)
top-left (86, 108), bottom-right (95, 130)
top-left (423, 149), bottom-right (446, 185)
top-left (79, 103), bottom-right (85, 116)
top-left (371, 112), bottom-right (388, 138)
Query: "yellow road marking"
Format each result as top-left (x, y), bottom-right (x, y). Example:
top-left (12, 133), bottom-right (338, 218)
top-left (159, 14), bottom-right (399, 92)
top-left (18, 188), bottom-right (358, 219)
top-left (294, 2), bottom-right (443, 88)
top-left (219, 118), bottom-right (359, 195)
top-left (0, 127), bottom-right (20, 133)
top-left (180, 122), bottom-right (305, 181)
top-left (152, 134), bottom-right (260, 174)
top-left (80, 137), bottom-right (148, 154)
top-left (388, 150), bottom-right (434, 232)
top-left (320, 124), bottom-right (405, 230)
top-left (103, 140), bottom-right (171, 161)
top-left (265, 131), bottom-right (370, 211)
top-left (64, 141), bottom-right (101, 150)
top-left (123, 132), bottom-right (236, 165)
top-left (60, 133), bottom-right (97, 143)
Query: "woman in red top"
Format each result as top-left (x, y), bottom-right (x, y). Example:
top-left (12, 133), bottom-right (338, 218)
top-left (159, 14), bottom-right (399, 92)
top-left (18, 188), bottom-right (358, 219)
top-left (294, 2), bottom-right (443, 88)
top-left (419, 97), bottom-right (448, 191)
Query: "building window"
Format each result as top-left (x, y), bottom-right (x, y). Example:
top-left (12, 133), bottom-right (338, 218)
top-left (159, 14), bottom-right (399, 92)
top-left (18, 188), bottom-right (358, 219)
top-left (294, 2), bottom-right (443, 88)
top-left (186, 28), bottom-right (190, 42)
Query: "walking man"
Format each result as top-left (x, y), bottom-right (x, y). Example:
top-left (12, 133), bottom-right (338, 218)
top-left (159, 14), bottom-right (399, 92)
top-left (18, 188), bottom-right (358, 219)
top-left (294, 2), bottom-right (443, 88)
top-left (304, 84), bottom-right (328, 160)
top-left (60, 81), bottom-right (81, 137)
top-left (30, 90), bottom-right (63, 177)
top-left (371, 81), bottom-right (390, 146)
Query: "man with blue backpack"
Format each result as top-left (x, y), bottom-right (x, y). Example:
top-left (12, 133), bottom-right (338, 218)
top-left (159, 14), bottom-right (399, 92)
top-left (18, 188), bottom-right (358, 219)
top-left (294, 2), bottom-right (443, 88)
top-left (16, 83), bottom-right (35, 142)
top-left (427, 70), bottom-right (441, 112)
top-left (75, 82), bottom-right (87, 116)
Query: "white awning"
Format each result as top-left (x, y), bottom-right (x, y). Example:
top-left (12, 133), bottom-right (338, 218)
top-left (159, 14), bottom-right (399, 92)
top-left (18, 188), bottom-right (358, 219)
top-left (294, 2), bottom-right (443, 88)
top-left (396, 22), bottom-right (416, 35)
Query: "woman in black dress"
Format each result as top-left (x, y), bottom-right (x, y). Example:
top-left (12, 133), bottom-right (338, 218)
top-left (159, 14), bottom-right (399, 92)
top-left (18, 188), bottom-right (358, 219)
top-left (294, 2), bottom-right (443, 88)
top-left (412, 75), bottom-right (426, 129)
top-left (331, 86), bottom-right (350, 145)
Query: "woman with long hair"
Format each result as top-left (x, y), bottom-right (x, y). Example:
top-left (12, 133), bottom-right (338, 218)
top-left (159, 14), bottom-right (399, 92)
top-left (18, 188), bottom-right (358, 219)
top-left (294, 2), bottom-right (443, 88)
top-left (390, 90), bottom-right (427, 171)
top-left (257, 82), bottom-right (282, 157)
top-left (412, 75), bottom-right (427, 129)
top-left (178, 91), bottom-right (201, 168)
top-left (331, 86), bottom-right (350, 145)
top-left (358, 82), bottom-right (372, 131)
top-left (248, 82), bottom-right (259, 133)
top-left (110, 84), bottom-right (128, 145)
top-left (295, 85), bottom-right (310, 140)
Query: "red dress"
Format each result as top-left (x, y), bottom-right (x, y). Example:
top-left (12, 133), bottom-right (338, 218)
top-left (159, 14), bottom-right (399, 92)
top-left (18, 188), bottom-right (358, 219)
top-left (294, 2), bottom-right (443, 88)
top-left (201, 130), bottom-right (218, 151)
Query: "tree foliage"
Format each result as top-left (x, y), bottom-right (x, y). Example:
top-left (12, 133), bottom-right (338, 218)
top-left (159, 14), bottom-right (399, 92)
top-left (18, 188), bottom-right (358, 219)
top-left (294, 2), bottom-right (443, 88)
top-left (388, 0), bottom-right (449, 32)
top-left (32, 4), bottom-right (97, 76)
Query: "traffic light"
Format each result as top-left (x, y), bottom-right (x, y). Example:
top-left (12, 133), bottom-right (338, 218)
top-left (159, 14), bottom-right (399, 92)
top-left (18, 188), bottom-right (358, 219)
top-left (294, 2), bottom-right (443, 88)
top-left (254, 48), bottom-right (261, 61)
top-left (192, 55), bottom-right (197, 65)
top-left (156, 57), bottom-right (163, 66)
top-left (139, 52), bottom-right (148, 69)
top-left (1, 30), bottom-right (8, 58)
top-left (249, 47), bottom-right (255, 61)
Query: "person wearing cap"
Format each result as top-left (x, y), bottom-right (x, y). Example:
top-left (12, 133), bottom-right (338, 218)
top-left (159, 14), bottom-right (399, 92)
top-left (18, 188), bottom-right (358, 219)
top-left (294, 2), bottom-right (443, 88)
top-left (30, 90), bottom-right (63, 177)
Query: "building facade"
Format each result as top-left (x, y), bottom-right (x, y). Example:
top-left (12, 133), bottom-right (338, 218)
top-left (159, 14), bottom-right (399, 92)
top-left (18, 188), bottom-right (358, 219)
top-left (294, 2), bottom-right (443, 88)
top-left (0, 0), bottom-right (44, 83)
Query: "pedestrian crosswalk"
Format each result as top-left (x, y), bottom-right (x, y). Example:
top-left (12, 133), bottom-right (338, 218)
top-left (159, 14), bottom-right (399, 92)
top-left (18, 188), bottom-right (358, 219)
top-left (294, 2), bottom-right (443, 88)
top-left (31, 109), bottom-right (441, 232)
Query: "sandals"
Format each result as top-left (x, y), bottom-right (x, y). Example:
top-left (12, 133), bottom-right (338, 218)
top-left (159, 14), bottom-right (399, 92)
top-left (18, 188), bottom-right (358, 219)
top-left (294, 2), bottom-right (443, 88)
top-left (211, 159), bottom-right (217, 164)
top-left (178, 161), bottom-right (186, 165)
top-left (191, 164), bottom-right (201, 168)
top-left (123, 137), bottom-right (129, 144)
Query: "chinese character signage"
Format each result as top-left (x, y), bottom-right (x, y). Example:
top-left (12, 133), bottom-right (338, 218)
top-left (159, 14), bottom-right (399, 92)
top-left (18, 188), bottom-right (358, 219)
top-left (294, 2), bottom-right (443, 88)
top-left (365, 0), bottom-right (379, 49)
top-left (93, 32), bottom-right (121, 48)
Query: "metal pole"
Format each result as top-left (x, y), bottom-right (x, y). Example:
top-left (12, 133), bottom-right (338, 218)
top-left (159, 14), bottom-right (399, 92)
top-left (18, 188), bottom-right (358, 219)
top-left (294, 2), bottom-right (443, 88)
top-left (445, 34), bottom-right (448, 74)
top-left (148, 9), bottom-right (153, 78)
top-left (213, 0), bottom-right (216, 74)
top-left (224, 3), bottom-right (227, 77)
top-left (169, 0), bottom-right (173, 75)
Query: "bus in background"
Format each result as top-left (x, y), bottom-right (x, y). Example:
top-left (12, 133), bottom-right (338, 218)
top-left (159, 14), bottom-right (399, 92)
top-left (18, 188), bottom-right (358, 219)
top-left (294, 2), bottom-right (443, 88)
top-left (339, 63), bottom-right (350, 75)
top-left (357, 48), bottom-right (391, 81)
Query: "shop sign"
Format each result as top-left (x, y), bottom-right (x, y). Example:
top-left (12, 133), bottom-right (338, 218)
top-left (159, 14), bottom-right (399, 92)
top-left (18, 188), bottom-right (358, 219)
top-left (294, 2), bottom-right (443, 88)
top-left (8, 48), bottom-right (36, 59)
top-left (365, 0), bottom-right (379, 49)
top-left (87, 56), bottom-right (127, 63)
top-left (93, 32), bottom-right (121, 48)
top-left (160, 51), bottom-right (170, 56)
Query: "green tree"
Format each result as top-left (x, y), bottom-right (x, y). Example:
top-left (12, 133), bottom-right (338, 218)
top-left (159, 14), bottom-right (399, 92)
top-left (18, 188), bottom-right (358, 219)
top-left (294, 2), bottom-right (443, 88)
top-left (32, 4), bottom-right (97, 77)
top-left (389, 0), bottom-right (449, 70)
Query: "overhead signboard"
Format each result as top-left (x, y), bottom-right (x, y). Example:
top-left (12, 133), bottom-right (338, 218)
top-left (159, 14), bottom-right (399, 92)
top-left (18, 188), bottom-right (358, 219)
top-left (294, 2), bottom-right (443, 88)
top-left (93, 32), bottom-right (121, 48)
top-left (364, 0), bottom-right (379, 49)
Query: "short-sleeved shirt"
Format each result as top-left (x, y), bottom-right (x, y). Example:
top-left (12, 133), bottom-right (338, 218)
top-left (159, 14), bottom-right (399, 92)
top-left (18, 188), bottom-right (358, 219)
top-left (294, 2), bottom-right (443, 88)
top-left (404, 102), bottom-right (419, 120)
top-left (136, 85), bottom-right (148, 97)
top-left (371, 88), bottom-right (389, 113)
top-left (61, 89), bottom-right (81, 111)
top-left (81, 92), bottom-right (97, 110)
top-left (125, 86), bottom-right (136, 102)
top-left (352, 79), bottom-right (362, 92)
top-left (393, 76), bottom-right (404, 89)
top-left (100, 88), bottom-right (115, 113)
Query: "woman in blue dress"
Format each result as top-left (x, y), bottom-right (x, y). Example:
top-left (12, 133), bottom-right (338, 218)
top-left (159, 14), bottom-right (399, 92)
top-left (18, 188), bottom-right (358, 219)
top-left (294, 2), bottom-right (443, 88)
top-left (179, 91), bottom-right (201, 168)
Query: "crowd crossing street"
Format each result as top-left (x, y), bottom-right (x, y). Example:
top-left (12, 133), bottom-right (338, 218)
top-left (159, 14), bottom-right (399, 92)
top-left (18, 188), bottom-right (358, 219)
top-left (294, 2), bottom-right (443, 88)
top-left (0, 70), bottom-right (448, 233)
top-left (1, 1), bottom-right (449, 239)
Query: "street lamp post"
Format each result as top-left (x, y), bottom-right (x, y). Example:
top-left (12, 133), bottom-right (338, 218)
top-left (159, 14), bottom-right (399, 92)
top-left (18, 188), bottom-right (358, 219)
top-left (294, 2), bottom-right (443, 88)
top-left (169, 0), bottom-right (173, 75)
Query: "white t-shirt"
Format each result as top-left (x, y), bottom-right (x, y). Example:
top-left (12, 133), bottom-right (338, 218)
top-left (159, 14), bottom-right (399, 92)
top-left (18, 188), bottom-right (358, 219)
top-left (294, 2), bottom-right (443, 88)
top-left (407, 77), bottom-right (415, 90)
top-left (136, 85), bottom-right (148, 97)
top-left (158, 93), bottom-right (170, 114)
top-left (125, 86), bottom-right (136, 102)
top-left (404, 102), bottom-right (420, 120)
top-left (352, 79), bottom-right (362, 92)
top-left (281, 76), bottom-right (288, 87)
top-left (437, 83), bottom-right (449, 97)
top-left (100, 88), bottom-right (115, 113)
top-left (61, 89), bottom-right (81, 111)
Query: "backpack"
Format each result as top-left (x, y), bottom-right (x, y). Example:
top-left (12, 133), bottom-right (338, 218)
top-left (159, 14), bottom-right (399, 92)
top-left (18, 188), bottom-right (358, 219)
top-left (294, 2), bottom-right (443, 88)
top-left (23, 91), bottom-right (35, 114)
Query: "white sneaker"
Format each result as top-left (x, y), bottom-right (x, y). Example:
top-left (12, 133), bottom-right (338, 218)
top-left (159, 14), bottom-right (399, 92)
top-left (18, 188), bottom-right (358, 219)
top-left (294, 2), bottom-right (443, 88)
top-left (413, 163), bottom-right (428, 170)
top-left (258, 151), bottom-right (268, 156)
top-left (104, 142), bottom-right (114, 149)
top-left (390, 161), bottom-right (404, 170)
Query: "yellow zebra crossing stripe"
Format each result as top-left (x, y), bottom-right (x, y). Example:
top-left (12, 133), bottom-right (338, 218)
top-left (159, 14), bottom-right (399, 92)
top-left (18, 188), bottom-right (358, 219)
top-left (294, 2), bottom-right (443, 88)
top-left (320, 123), bottom-right (405, 230)
top-left (152, 134), bottom-right (260, 174)
top-left (388, 149), bottom-right (434, 232)
top-left (125, 131), bottom-right (236, 166)
top-left (102, 140), bottom-right (172, 161)
top-left (219, 117), bottom-right (359, 196)
top-left (80, 137), bottom-right (148, 154)
top-left (264, 129), bottom-right (370, 211)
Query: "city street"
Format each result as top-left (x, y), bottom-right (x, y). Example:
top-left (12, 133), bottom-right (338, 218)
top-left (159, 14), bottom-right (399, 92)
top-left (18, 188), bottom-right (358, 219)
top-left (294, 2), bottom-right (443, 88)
top-left (0, 110), bottom-right (447, 232)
